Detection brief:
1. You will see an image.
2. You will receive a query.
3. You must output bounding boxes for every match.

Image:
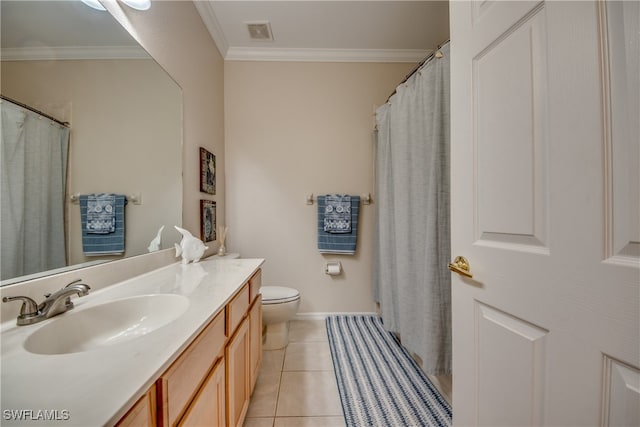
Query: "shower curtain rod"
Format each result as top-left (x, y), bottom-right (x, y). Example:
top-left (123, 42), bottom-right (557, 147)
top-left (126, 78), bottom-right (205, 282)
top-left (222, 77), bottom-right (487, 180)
top-left (385, 38), bottom-right (450, 104)
top-left (0, 95), bottom-right (70, 127)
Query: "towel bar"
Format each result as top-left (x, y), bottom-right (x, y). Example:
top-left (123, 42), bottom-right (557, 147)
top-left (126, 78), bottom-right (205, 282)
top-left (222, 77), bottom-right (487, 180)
top-left (306, 193), bottom-right (372, 205)
top-left (69, 192), bottom-right (142, 205)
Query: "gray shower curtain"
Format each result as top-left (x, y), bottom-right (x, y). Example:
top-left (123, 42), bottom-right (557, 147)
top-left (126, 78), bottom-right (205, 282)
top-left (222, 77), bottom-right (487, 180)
top-left (1, 100), bottom-right (70, 280)
top-left (374, 42), bottom-right (451, 375)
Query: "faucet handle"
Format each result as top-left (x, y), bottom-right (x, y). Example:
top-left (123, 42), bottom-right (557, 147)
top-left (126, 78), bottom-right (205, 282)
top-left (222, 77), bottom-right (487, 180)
top-left (65, 279), bottom-right (84, 288)
top-left (2, 296), bottom-right (40, 317)
top-left (65, 279), bottom-right (90, 292)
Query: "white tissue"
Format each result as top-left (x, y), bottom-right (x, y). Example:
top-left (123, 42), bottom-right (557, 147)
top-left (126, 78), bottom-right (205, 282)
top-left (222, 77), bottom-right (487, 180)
top-left (326, 262), bottom-right (342, 275)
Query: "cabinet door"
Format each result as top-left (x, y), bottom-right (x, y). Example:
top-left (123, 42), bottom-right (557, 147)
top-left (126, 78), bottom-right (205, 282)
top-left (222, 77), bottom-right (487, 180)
top-left (179, 359), bottom-right (226, 427)
top-left (226, 317), bottom-right (250, 427)
top-left (116, 385), bottom-right (156, 427)
top-left (249, 296), bottom-right (262, 394)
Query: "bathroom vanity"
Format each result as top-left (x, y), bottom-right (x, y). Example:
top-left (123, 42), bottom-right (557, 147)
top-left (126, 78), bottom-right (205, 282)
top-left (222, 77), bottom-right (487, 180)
top-left (0, 258), bottom-right (264, 427)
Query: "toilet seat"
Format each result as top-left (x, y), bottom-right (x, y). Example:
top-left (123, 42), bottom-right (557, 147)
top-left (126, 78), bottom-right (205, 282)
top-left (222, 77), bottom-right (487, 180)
top-left (261, 286), bottom-right (300, 305)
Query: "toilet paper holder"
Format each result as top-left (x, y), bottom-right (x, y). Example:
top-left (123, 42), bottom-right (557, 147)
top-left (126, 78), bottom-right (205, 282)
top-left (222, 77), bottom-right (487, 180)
top-left (325, 261), bottom-right (342, 275)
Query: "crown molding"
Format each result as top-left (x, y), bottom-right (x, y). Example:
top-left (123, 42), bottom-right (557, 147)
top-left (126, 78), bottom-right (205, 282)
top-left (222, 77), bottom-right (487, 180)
top-left (193, 2), bottom-right (430, 63)
top-left (193, 1), bottom-right (229, 58)
top-left (225, 47), bottom-right (431, 63)
top-left (1, 46), bottom-right (149, 61)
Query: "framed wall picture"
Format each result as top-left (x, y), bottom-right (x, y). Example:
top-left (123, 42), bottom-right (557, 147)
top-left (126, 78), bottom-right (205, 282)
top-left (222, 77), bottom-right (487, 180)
top-left (200, 200), bottom-right (216, 243)
top-left (200, 147), bottom-right (216, 195)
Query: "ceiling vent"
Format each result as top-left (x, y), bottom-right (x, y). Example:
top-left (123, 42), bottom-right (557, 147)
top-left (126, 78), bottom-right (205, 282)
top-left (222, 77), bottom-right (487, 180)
top-left (246, 21), bottom-right (273, 41)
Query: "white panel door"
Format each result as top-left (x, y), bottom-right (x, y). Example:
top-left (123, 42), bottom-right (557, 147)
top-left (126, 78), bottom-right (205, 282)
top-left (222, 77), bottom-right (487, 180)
top-left (450, 1), bottom-right (640, 425)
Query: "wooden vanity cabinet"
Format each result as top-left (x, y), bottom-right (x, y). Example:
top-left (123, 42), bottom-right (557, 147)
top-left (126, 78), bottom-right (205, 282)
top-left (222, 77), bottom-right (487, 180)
top-left (249, 269), bottom-right (262, 395)
top-left (226, 270), bottom-right (262, 427)
top-left (158, 309), bottom-right (226, 427)
top-left (226, 316), bottom-right (250, 427)
top-left (226, 284), bottom-right (249, 336)
top-left (179, 359), bottom-right (226, 427)
top-left (116, 384), bottom-right (157, 427)
top-left (248, 269), bottom-right (261, 303)
top-left (115, 268), bottom-right (263, 427)
top-left (249, 295), bottom-right (262, 393)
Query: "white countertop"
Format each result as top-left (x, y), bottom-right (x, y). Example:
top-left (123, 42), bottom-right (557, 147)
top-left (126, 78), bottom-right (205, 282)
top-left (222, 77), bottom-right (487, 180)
top-left (0, 257), bottom-right (264, 426)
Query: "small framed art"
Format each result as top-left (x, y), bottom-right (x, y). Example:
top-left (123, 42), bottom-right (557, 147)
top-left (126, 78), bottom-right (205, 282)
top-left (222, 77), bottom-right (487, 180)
top-left (200, 147), bottom-right (216, 195)
top-left (200, 200), bottom-right (216, 243)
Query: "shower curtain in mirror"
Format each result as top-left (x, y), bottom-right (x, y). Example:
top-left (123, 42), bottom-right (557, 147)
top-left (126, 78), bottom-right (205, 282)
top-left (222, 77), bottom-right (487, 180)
top-left (374, 42), bottom-right (451, 375)
top-left (1, 100), bottom-right (70, 280)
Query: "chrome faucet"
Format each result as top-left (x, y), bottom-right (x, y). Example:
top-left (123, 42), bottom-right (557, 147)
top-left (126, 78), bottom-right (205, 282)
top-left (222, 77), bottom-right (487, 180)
top-left (2, 279), bottom-right (91, 326)
top-left (39, 280), bottom-right (91, 319)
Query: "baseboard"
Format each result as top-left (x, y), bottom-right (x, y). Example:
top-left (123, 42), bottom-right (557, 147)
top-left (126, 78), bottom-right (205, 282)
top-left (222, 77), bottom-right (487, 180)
top-left (294, 312), bottom-right (378, 321)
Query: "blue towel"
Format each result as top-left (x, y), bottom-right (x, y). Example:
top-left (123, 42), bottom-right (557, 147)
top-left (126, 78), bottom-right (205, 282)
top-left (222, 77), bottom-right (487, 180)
top-left (317, 195), bottom-right (359, 255)
top-left (86, 194), bottom-right (116, 234)
top-left (324, 195), bottom-right (351, 233)
top-left (80, 194), bottom-right (127, 255)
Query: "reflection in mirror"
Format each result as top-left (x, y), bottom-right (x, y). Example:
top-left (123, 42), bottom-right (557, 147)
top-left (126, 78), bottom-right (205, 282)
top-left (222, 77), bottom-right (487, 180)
top-left (1, 1), bottom-right (183, 285)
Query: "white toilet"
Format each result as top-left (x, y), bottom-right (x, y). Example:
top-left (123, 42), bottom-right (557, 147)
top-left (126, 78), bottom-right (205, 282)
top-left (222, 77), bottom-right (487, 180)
top-left (260, 286), bottom-right (300, 350)
top-left (213, 253), bottom-right (300, 350)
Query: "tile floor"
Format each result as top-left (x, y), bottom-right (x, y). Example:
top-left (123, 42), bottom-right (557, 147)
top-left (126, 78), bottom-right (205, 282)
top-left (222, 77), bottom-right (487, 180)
top-left (243, 319), bottom-right (453, 427)
top-left (243, 319), bottom-right (345, 427)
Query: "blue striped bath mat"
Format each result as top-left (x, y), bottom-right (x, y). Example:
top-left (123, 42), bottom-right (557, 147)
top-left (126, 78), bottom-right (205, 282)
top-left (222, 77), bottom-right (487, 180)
top-left (326, 315), bottom-right (452, 427)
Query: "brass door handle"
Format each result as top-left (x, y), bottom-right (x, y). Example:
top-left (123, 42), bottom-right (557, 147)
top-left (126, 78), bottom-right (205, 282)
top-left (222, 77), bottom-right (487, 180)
top-left (448, 256), bottom-right (473, 278)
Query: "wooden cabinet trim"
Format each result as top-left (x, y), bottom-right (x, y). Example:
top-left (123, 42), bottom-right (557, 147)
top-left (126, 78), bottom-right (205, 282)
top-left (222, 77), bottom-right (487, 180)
top-left (249, 295), bottom-right (262, 395)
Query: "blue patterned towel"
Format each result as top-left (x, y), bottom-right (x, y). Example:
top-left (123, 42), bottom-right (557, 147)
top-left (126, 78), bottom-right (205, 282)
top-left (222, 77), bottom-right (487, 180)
top-left (318, 195), bottom-right (359, 255)
top-left (86, 194), bottom-right (116, 234)
top-left (80, 194), bottom-right (127, 255)
top-left (324, 194), bottom-right (351, 233)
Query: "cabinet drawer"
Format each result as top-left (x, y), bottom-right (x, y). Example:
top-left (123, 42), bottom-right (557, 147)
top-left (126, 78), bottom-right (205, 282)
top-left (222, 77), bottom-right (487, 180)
top-left (249, 269), bottom-right (262, 304)
top-left (159, 310), bottom-right (225, 426)
top-left (226, 284), bottom-right (249, 336)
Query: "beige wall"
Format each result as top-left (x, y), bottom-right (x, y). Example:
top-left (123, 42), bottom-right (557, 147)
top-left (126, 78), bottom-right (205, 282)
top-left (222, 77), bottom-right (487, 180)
top-left (1, 0), bottom-right (223, 321)
top-left (104, 0), bottom-right (225, 256)
top-left (225, 61), bottom-right (414, 314)
top-left (2, 59), bottom-right (182, 265)
top-left (1, 0), bottom-right (419, 318)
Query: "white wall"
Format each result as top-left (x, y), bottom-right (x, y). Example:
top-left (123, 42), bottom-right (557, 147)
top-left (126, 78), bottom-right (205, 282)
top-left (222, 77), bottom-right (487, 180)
top-left (225, 61), bottom-right (414, 314)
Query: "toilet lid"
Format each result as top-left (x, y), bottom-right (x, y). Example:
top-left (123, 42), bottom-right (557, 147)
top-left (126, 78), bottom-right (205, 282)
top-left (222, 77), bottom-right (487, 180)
top-left (261, 286), bottom-right (300, 304)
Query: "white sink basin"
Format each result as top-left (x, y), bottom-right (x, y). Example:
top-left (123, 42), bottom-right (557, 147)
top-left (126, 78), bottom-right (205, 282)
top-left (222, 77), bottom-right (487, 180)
top-left (24, 294), bottom-right (189, 355)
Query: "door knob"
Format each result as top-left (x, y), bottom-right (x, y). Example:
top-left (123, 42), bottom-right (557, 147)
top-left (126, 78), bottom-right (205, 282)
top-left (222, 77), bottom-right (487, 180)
top-left (448, 256), bottom-right (473, 278)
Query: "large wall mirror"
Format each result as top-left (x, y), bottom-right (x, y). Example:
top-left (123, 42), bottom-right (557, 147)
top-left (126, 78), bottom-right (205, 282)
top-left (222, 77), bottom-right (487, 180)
top-left (1, 1), bottom-right (183, 285)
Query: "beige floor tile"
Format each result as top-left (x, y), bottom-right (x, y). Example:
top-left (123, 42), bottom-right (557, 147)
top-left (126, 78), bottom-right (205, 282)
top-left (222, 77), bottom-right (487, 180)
top-left (283, 341), bottom-right (334, 372)
top-left (243, 417), bottom-right (274, 427)
top-left (428, 373), bottom-right (452, 405)
top-left (289, 319), bottom-right (328, 342)
top-left (276, 371), bottom-right (342, 417)
top-left (260, 348), bottom-right (286, 372)
top-left (274, 416), bottom-right (346, 427)
top-left (247, 371), bottom-right (281, 418)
